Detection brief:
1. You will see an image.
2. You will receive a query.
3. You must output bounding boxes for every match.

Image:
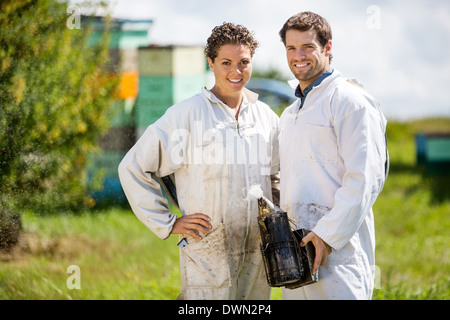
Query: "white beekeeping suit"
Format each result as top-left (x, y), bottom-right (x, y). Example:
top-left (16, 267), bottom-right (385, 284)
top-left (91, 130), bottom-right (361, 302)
top-left (119, 87), bottom-right (280, 300)
top-left (279, 70), bottom-right (388, 300)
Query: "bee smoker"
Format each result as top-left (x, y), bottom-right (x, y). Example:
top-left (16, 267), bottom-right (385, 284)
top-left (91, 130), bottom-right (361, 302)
top-left (257, 197), bottom-right (318, 289)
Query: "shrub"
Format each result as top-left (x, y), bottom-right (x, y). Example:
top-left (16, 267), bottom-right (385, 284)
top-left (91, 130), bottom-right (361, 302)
top-left (0, 0), bottom-right (119, 213)
top-left (0, 205), bottom-right (22, 251)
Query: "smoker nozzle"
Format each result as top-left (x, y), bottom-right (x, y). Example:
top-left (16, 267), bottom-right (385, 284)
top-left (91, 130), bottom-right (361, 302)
top-left (258, 196), bottom-right (283, 216)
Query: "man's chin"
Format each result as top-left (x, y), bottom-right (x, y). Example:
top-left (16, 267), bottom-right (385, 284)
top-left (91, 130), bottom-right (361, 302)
top-left (292, 71), bottom-right (313, 82)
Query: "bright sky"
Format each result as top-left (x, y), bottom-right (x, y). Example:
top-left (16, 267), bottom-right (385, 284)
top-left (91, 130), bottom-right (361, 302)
top-left (78, 0), bottom-right (450, 120)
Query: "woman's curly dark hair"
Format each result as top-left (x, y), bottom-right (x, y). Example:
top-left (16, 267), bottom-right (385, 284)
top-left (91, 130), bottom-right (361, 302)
top-left (205, 22), bottom-right (259, 62)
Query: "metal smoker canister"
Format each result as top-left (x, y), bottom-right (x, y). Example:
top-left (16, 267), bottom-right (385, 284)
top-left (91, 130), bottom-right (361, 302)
top-left (257, 197), bottom-right (318, 289)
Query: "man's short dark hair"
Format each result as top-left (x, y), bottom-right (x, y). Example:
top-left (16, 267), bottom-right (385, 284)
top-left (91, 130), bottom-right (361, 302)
top-left (279, 11), bottom-right (333, 62)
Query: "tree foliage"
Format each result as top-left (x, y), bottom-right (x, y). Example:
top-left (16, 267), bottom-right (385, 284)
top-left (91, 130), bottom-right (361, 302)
top-left (0, 0), bottom-right (119, 212)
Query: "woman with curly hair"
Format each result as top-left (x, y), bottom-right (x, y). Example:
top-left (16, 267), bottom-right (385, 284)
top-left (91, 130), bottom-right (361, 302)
top-left (119, 22), bottom-right (279, 300)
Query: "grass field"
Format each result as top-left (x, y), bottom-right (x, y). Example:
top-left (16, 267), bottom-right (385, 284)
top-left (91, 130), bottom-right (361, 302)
top-left (1, 118), bottom-right (449, 300)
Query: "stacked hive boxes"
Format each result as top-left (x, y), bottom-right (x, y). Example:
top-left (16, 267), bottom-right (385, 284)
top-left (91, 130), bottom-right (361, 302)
top-left (88, 47), bottom-right (140, 205)
top-left (89, 43), bottom-right (208, 205)
top-left (87, 19), bottom-right (153, 205)
top-left (136, 45), bottom-right (208, 138)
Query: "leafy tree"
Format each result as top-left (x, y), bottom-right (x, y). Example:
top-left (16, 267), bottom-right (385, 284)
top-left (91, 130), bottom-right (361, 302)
top-left (0, 0), bottom-right (119, 216)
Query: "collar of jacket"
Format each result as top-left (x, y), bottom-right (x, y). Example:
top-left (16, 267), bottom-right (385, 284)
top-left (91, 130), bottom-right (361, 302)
top-left (295, 68), bottom-right (334, 110)
top-left (295, 68), bottom-right (334, 98)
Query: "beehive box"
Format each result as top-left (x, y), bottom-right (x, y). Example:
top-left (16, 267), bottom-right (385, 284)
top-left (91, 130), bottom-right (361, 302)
top-left (135, 46), bottom-right (207, 134)
top-left (138, 46), bottom-right (206, 76)
top-left (416, 133), bottom-right (450, 172)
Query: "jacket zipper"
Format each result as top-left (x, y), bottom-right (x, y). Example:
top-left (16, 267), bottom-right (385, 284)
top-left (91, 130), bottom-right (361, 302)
top-left (295, 101), bottom-right (303, 122)
top-left (295, 91), bottom-right (309, 122)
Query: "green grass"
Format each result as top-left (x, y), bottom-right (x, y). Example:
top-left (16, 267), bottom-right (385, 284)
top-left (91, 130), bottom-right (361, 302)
top-left (1, 118), bottom-right (449, 300)
top-left (370, 118), bottom-right (450, 299)
top-left (0, 209), bottom-right (181, 299)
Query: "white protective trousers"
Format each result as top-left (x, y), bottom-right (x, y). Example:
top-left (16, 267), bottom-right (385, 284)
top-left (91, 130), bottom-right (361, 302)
top-left (118, 88), bottom-right (280, 300)
top-left (279, 70), bottom-right (388, 300)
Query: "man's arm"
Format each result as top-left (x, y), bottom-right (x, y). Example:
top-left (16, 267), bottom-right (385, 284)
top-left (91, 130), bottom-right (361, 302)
top-left (312, 99), bottom-right (387, 251)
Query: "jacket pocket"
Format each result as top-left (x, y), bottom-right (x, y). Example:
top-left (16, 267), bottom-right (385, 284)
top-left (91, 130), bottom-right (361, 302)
top-left (297, 124), bottom-right (338, 164)
top-left (181, 223), bottom-right (231, 289)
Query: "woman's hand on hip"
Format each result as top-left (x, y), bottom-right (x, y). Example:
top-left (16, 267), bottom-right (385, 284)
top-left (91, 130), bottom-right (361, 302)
top-left (171, 213), bottom-right (212, 240)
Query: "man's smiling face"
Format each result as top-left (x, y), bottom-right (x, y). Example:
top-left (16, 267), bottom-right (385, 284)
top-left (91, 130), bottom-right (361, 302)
top-left (285, 28), bottom-right (332, 90)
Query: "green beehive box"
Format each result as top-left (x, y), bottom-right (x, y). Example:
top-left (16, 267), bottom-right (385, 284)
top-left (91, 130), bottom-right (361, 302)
top-left (136, 103), bottom-right (172, 128)
top-left (416, 133), bottom-right (450, 173)
top-left (173, 74), bottom-right (207, 102)
top-left (136, 75), bottom-right (173, 127)
top-left (138, 47), bottom-right (174, 76)
top-left (138, 75), bottom-right (174, 100)
top-left (135, 45), bottom-right (208, 138)
top-left (138, 46), bottom-right (206, 76)
top-left (426, 138), bottom-right (450, 162)
top-left (426, 135), bottom-right (450, 172)
top-left (136, 74), bottom-right (207, 128)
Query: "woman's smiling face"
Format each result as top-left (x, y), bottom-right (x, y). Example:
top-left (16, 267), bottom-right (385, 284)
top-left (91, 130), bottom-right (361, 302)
top-left (208, 43), bottom-right (252, 96)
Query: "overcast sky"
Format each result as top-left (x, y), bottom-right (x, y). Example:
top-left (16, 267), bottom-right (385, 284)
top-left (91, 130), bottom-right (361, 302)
top-left (81, 0), bottom-right (450, 120)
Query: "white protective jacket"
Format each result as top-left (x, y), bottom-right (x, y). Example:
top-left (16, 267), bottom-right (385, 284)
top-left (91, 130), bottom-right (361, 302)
top-left (279, 70), bottom-right (388, 300)
top-left (118, 87), bottom-right (280, 300)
